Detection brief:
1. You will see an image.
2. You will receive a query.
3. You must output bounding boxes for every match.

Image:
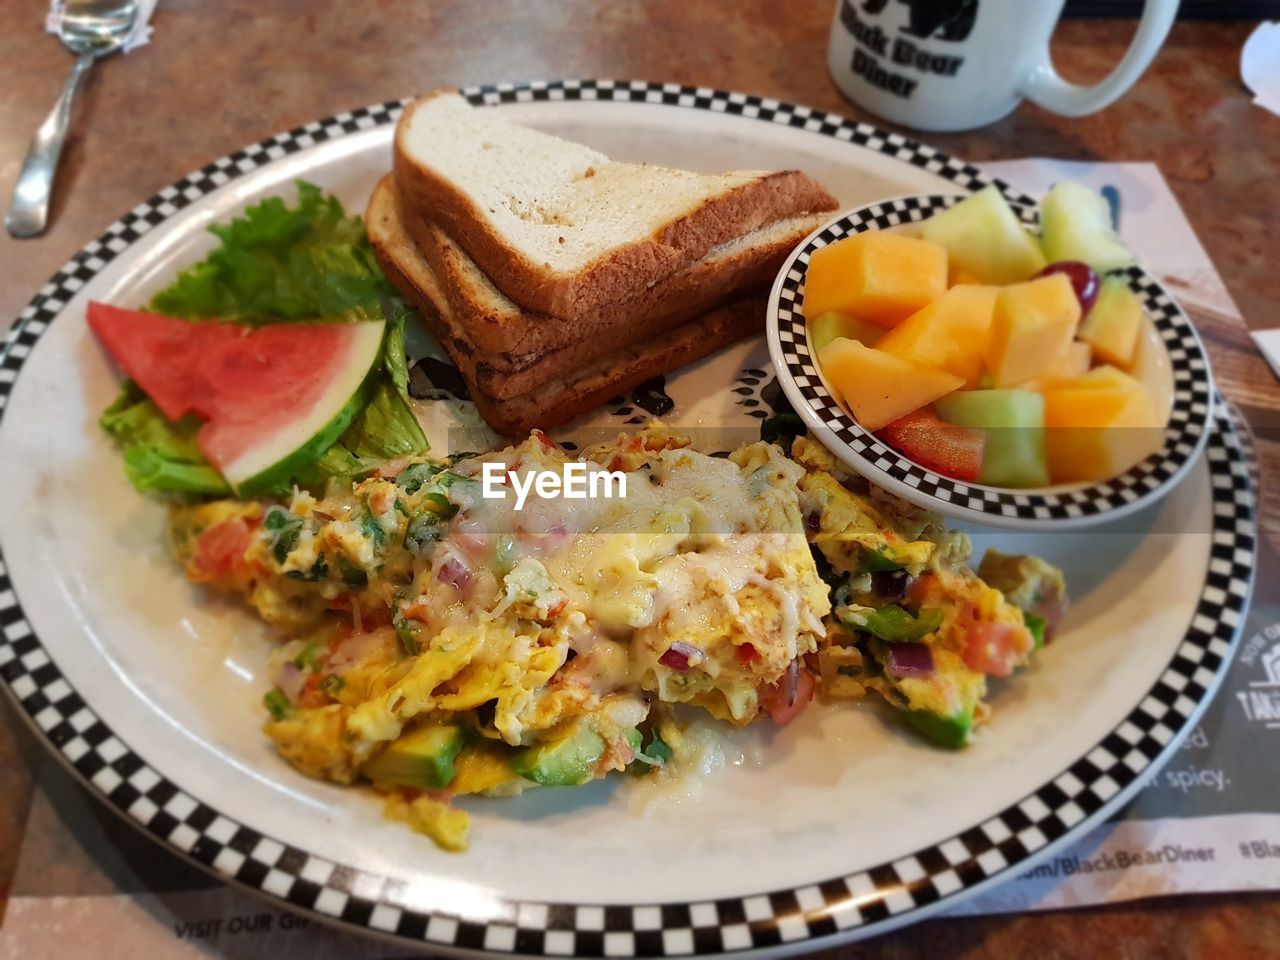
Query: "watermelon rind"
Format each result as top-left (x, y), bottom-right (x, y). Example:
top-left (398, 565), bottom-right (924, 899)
top-left (227, 320), bottom-right (388, 495)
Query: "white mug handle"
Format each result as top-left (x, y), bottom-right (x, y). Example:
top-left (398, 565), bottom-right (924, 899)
top-left (1021, 0), bottom-right (1179, 117)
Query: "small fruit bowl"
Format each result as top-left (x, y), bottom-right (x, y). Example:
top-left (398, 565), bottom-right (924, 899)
top-left (765, 191), bottom-right (1214, 530)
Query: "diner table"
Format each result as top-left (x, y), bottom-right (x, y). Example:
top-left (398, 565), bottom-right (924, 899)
top-left (1, 1), bottom-right (1278, 957)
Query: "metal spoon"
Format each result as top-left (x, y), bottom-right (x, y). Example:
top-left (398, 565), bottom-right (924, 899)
top-left (6, 0), bottom-right (139, 238)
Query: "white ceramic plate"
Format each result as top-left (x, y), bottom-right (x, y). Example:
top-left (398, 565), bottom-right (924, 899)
top-left (766, 194), bottom-right (1214, 531)
top-left (0, 81), bottom-right (1257, 958)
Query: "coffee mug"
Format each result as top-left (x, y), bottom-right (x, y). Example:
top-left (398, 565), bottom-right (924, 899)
top-left (827, 0), bottom-right (1179, 132)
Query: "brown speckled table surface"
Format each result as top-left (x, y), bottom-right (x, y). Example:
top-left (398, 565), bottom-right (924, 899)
top-left (1, 1), bottom-right (1279, 957)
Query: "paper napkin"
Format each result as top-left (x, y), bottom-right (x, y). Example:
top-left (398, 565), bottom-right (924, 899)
top-left (1242, 21), bottom-right (1280, 117)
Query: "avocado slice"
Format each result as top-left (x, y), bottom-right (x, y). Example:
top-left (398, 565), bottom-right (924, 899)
top-left (905, 707), bottom-right (974, 749)
top-left (862, 637), bottom-right (981, 749)
top-left (361, 722), bottom-right (466, 789)
top-left (1024, 612), bottom-right (1047, 650)
top-left (511, 725), bottom-right (606, 786)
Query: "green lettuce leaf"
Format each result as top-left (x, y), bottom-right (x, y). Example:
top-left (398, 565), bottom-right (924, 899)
top-left (383, 301), bottom-right (413, 397)
top-left (122, 448), bottom-right (232, 496)
top-left (341, 303), bottom-right (428, 459)
top-left (100, 381), bottom-right (232, 497)
top-left (290, 443), bottom-right (374, 490)
top-left (150, 181), bottom-right (393, 325)
top-left (340, 380), bottom-right (427, 461)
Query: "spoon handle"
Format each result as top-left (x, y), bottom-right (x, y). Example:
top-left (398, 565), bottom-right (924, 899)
top-left (6, 53), bottom-right (96, 239)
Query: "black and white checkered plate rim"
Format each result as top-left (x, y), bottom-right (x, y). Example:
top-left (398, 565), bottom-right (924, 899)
top-left (0, 81), bottom-right (1256, 957)
top-left (771, 194), bottom-right (1215, 525)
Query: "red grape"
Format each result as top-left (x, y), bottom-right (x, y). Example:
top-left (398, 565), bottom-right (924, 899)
top-left (1036, 261), bottom-right (1100, 315)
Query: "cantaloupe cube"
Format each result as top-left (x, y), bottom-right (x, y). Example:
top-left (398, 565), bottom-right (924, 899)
top-left (985, 274), bottom-right (1082, 388)
top-left (818, 338), bottom-right (963, 431)
top-left (804, 232), bottom-right (948, 328)
top-left (1023, 341), bottom-right (1093, 392)
top-left (1079, 276), bottom-right (1143, 368)
top-left (1043, 369), bottom-right (1161, 482)
top-left (876, 285), bottom-right (998, 387)
top-left (949, 268), bottom-right (986, 287)
top-left (1053, 341), bottom-right (1093, 380)
top-left (1067, 364), bottom-right (1140, 391)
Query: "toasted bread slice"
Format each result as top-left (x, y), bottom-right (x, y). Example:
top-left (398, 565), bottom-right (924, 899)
top-left (368, 196), bottom-right (764, 433)
top-left (366, 176), bottom-right (542, 397)
top-left (373, 210), bottom-right (765, 431)
top-left (467, 296), bottom-right (763, 436)
top-left (400, 186), bottom-right (824, 360)
top-left (366, 176), bottom-right (822, 394)
top-left (394, 91), bottom-right (836, 322)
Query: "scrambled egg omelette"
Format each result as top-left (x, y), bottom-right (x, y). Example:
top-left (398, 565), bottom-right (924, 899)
top-left (170, 426), bottom-right (1065, 851)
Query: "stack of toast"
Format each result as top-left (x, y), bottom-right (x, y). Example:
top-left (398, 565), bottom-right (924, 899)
top-left (366, 91), bottom-right (837, 435)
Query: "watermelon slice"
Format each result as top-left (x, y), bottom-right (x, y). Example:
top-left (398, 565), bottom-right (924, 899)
top-left (87, 303), bottom-right (386, 494)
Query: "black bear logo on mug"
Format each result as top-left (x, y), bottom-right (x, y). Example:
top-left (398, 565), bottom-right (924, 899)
top-left (861, 0), bottom-right (979, 43)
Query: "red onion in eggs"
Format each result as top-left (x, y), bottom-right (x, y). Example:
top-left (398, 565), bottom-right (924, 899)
top-left (886, 642), bottom-right (935, 679)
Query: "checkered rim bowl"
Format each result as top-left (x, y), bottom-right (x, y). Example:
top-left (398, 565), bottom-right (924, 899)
top-left (767, 194), bottom-right (1215, 530)
top-left (0, 81), bottom-right (1255, 956)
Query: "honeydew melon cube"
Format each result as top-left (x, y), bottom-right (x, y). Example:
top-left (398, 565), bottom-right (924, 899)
top-left (934, 389), bottom-right (1049, 488)
top-left (1079, 276), bottom-right (1143, 368)
top-left (920, 185), bottom-right (1047, 285)
top-left (1040, 182), bottom-right (1137, 275)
